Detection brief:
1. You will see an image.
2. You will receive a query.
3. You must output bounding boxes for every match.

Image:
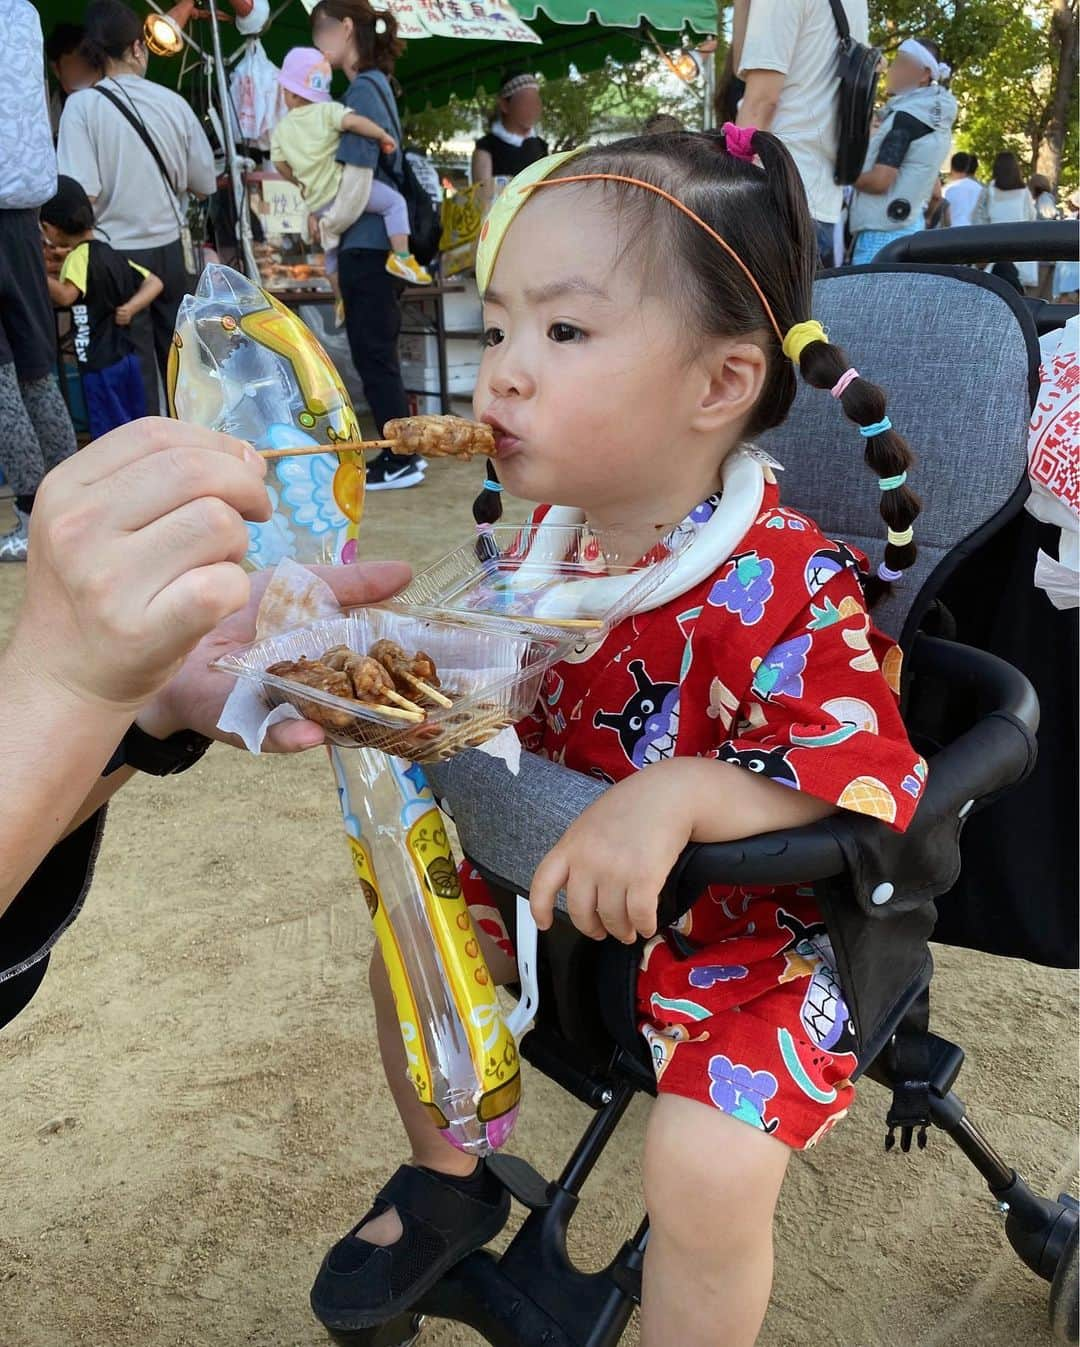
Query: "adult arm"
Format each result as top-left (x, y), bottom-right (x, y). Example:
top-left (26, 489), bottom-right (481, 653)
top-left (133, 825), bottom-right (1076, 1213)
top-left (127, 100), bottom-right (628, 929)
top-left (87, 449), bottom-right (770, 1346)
top-left (730, 0), bottom-right (750, 74)
top-left (0, 418), bottom-right (270, 914)
top-left (737, 0), bottom-right (797, 131)
top-left (471, 146), bottom-right (496, 209)
top-left (56, 94), bottom-right (102, 202)
top-left (182, 102), bottom-right (218, 199)
top-left (854, 111), bottom-right (932, 194)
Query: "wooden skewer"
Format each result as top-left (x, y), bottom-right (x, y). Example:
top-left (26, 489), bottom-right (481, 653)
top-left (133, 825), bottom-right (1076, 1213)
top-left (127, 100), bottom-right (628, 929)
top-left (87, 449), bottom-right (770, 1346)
top-left (384, 688), bottom-right (426, 714)
top-left (401, 672), bottom-right (453, 708)
top-left (482, 615), bottom-right (601, 629)
top-left (360, 701), bottom-right (426, 723)
top-left (259, 440), bottom-right (390, 460)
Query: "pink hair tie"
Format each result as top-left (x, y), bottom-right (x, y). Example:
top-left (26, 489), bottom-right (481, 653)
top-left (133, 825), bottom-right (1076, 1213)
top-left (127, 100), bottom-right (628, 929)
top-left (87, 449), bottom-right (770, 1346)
top-left (721, 122), bottom-right (757, 163)
top-left (831, 367), bottom-right (859, 399)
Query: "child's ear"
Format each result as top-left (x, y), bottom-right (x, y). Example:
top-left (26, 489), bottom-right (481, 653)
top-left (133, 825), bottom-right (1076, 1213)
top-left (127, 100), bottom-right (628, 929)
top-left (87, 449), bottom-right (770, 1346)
top-left (691, 339), bottom-right (768, 435)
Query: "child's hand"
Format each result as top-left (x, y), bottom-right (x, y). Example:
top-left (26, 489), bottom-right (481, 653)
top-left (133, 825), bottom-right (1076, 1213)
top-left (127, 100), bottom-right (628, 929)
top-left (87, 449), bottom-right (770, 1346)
top-left (529, 762), bottom-right (700, 944)
top-left (381, 137), bottom-right (398, 155)
top-left (115, 303), bottom-right (134, 327)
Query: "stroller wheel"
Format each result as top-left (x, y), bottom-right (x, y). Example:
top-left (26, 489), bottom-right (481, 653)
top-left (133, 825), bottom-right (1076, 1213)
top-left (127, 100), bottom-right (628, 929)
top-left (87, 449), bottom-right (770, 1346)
top-left (327, 1313), bottom-right (426, 1347)
top-left (1049, 1217), bottom-right (1079, 1345)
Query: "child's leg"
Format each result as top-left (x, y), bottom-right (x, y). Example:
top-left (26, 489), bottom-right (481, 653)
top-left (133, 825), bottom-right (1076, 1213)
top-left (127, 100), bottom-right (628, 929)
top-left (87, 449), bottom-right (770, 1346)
top-left (355, 929), bottom-right (518, 1249)
top-left (365, 180), bottom-right (412, 254)
top-left (642, 1095), bottom-right (789, 1347)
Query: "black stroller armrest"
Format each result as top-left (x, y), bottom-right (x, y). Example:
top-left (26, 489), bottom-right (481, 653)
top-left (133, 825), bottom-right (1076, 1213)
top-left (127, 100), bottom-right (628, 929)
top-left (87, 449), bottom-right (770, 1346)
top-left (659, 634), bottom-right (1039, 925)
top-left (426, 635), bottom-right (1038, 924)
top-left (875, 220), bottom-right (1078, 265)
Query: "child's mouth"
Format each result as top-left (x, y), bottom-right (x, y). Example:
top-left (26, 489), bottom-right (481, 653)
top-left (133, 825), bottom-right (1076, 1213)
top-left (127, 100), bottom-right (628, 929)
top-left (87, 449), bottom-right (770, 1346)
top-left (482, 414), bottom-right (522, 459)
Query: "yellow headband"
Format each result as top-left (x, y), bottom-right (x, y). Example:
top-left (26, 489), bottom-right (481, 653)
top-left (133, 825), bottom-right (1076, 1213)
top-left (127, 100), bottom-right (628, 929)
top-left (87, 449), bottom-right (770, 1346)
top-left (475, 149), bottom-right (821, 357)
top-left (782, 319), bottom-right (828, 364)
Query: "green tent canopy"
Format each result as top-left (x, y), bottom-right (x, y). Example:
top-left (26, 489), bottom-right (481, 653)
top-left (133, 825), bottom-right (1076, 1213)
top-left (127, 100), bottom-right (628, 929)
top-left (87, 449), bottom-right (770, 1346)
top-left (33, 0), bottom-right (715, 109)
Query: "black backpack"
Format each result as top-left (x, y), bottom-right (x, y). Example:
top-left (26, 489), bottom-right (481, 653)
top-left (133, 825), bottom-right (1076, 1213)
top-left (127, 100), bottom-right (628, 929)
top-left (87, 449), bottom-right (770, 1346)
top-left (828, 0), bottom-right (882, 186)
top-left (363, 75), bottom-right (442, 266)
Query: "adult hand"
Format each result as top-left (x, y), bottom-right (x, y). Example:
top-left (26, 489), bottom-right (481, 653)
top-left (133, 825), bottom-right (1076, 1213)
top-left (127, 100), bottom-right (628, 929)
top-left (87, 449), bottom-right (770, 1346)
top-left (139, 560), bottom-right (412, 752)
top-left (7, 418), bottom-right (271, 718)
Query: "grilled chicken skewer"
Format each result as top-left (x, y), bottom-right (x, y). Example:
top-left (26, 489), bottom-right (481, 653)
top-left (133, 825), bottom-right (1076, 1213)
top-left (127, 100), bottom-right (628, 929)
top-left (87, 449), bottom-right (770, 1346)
top-left (259, 414), bottom-right (495, 462)
top-left (369, 639), bottom-right (453, 708)
top-left (320, 646), bottom-right (425, 714)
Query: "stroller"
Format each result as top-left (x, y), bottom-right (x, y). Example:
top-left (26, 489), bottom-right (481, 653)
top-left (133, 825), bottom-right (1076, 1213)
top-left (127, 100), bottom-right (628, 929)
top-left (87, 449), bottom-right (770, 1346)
top-left (318, 226), bottom-right (1079, 1347)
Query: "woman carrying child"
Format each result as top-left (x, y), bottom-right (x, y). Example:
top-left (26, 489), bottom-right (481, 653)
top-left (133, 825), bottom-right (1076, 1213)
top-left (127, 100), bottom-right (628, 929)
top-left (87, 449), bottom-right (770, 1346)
top-left (310, 128), bottom-right (928, 1346)
top-left (270, 45), bottom-right (431, 324)
top-left (41, 176), bottom-right (162, 439)
top-left (311, 0), bottom-right (425, 492)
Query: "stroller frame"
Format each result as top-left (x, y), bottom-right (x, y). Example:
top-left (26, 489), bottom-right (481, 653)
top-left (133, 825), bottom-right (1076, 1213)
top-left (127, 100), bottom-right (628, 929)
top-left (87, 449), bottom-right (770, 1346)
top-left (319, 235), bottom-right (1080, 1347)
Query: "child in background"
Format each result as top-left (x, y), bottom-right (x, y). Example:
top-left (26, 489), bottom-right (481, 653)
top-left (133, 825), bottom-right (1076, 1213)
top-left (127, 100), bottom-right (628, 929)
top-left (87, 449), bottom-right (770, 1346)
top-left (270, 45), bottom-right (431, 319)
top-left (311, 130), bottom-right (927, 1347)
top-left (41, 176), bottom-right (162, 440)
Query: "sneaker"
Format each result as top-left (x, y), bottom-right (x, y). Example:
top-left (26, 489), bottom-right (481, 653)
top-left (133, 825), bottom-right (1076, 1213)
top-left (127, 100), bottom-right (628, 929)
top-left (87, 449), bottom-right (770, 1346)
top-left (386, 253), bottom-right (433, 286)
top-left (0, 508), bottom-right (29, 562)
top-left (366, 455), bottom-right (425, 491)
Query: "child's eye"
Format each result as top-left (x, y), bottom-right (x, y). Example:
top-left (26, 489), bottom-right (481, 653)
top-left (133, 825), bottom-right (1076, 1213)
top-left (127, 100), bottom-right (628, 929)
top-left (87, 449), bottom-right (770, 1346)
top-left (548, 322), bottom-right (584, 344)
top-left (481, 326), bottom-right (504, 348)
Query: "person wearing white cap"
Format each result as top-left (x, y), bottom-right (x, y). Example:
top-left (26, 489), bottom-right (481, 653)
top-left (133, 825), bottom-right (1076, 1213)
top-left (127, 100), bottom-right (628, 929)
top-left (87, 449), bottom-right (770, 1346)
top-left (849, 37), bottom-right (957, 264)
top-left (471, 72), bottom-right (548, 206)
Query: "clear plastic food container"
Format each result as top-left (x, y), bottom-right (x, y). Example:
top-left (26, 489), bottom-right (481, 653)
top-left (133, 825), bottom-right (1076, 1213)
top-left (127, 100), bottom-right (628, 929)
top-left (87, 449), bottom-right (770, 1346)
top-left (391, 521), bottom-right (696, 641)
top-left (211, 606), bottom-right (562, 762)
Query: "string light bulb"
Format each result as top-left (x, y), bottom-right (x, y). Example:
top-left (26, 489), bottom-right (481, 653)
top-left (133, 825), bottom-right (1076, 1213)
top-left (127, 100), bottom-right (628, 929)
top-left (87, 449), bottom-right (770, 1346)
top-left (143, 0), bottom-right (195, 56)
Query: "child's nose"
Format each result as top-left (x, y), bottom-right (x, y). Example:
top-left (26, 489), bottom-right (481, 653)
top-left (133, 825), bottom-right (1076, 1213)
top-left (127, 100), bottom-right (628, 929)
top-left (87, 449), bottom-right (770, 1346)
top-left (488, 352), bottom-right (535, 400)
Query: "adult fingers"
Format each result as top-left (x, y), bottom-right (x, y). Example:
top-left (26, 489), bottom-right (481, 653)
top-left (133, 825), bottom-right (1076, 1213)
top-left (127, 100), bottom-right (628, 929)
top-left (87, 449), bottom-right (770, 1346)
top-left (529, 850), bottom-right (569, 931)
top-left (144, 561), bottom-right (252, 657)
top-left (126, 497), bottom-right (254, 596)
top-left (95, 444), bottom-right (272, 533)
top-left (308, 560), bottom-right (413, 606)
top-left (64, 418), bottom-right (263, 489)
top-left (262, 719), bottom-right (327, 753)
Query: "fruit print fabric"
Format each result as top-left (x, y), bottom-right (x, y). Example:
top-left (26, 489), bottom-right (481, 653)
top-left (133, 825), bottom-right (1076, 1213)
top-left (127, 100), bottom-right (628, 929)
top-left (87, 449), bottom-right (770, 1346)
top-left (460, 477), bottom-right (925, 1149)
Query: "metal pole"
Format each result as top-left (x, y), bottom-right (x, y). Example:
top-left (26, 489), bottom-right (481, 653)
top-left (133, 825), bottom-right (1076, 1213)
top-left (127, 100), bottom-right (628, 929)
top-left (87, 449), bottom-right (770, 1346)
top-left (205, 0), bottom-right (259, 279)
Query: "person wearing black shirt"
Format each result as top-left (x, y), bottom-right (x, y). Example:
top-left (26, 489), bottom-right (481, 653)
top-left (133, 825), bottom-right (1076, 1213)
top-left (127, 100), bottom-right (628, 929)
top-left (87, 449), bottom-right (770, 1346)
top-left (41, 175), bottom-right (161, 438)
top-left (471, 72), bottom-right (548, 206)
top-left (0, 417), bottom-right (409, 1030)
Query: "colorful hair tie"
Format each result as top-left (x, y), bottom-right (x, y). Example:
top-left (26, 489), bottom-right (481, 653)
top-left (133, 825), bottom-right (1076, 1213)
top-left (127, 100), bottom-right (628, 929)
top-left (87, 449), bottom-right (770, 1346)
top-left (782, 319), bottom-right (828, 364)
top-left (475, 521), bottom-right (494, 534)
top-left (859, 416), bottom-right (892, 438)
top-left (721, 122), bottom-right (757, 163)
top-left (878, 471), bottom-right (907, 491)
top-left (887, 526), bottom-right (914, 547)
top-left (877, 562), bottom-right (904, 583)
top-left (483, 479), bottom-right (503, 493)
top-left (831, 367), bottom-right (859, 399)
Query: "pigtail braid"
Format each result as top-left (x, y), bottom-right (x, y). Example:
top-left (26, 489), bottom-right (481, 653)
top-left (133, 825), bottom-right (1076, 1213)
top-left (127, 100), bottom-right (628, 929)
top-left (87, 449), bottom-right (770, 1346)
top-left (798, 339), bottom-right (921, 605)
top-left (472, 459), bottom-right (503, 561)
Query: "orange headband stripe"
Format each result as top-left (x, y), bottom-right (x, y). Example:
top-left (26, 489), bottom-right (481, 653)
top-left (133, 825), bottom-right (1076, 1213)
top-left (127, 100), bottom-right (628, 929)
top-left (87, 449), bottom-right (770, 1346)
top-left (528, 172), bottom-right (786, 346)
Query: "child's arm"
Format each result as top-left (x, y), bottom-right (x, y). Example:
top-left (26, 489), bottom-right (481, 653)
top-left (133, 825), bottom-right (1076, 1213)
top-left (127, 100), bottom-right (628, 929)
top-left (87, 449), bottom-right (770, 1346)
top-left (341, 111), bottom-right (397, 155)
top-left (48, 276), bottom-right (80, 308)
top-left (529, 759), bottom-right (834, 944)
top-left (115, 268), bottom-right (164, 328)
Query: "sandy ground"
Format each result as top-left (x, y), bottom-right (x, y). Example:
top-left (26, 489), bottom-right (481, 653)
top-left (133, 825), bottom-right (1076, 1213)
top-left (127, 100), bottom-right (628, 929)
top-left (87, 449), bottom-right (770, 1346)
top-left (0, 467), bottom-right (1076, 1347)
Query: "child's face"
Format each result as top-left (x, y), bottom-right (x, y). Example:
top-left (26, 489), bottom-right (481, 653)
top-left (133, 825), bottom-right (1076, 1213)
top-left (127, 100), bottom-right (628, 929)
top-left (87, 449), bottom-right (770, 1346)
top-left (475, 189), bottom-right (759, 524)
top-left (41, 221), bottom-right (70, 248)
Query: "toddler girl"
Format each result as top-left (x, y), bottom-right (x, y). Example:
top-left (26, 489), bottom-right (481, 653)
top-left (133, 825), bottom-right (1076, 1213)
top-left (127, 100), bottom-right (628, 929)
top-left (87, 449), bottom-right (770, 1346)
top-left (270, 46), bottom-right (431, 315)
top-left (312, 128), bottom-right (926, 1347)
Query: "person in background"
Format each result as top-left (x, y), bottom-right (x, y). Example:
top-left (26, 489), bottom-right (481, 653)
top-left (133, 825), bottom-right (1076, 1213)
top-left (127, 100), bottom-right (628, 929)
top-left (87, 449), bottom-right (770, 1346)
top-left (943, 151), bottom-right (981, 227)
top-left (1052, 191), bottom-right (1079, 303)
top-left (311, 0), bottom-right (424, 492)
top-left (46, 23), bottom-right (97, 137)
top-left (40, 176), bottom-right (162, 439)
top-left (270, 45), bottom-right (431, 325)
top-left (737, 0), bottom-right (870, 268)
top-left (57, 0), bottom-right (216, 416)
top-left (1028, 173), bottom-right (1060, 298)
top-left (924, 176), bottom-right (951, 230)
top-left (471, 72), bottom-right (548, 208)
top-left (0, 0), bottom-right (79, 563)
top-left (973, 152), bottom-right (1038, 291)
top-left (848, 38), bottom-right (957, 264)
top-left (642, 112), bottom-right (684, 136)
